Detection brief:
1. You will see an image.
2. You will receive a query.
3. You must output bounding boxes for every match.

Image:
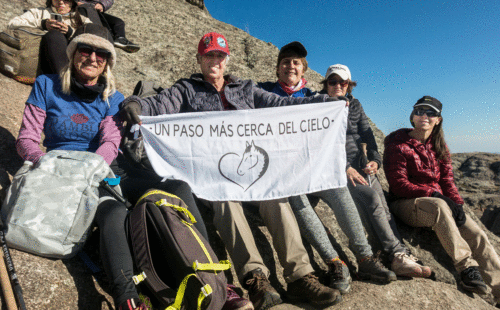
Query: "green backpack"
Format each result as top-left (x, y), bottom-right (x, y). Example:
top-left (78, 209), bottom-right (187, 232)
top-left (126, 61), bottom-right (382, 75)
top-left (0, 27), bottom-right (45, 84)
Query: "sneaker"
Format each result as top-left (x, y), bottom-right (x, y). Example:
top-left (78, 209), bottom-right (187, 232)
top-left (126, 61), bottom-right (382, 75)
top-left (391, 252), bottom-right (432, 278)
top-left (287, 273), bottom-right (342, 307)
top-left (358, 256), bottom-right (397, 283)
top-left (243, 268), bottom-right (282, 310)
top-left (412, 255), bottom-right (432, 278)
top-left (460, 266), bottom-right (490, 295)
top-left (327, 258), bottom-right (352, 294)
top-left (118, 298), bottom-right (150, 310)
top-left (114, 37), bottom-right (140, 53)
top-left (222, 284), bottom-right (254, 310)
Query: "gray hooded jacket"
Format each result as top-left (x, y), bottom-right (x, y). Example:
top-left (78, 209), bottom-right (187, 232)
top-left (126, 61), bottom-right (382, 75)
top-left (122, 74), bottom-right (332, 116)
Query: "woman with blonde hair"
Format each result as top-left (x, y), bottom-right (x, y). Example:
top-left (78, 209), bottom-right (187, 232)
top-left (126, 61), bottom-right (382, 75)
top-left (15, 24), bottom-right (148, 309)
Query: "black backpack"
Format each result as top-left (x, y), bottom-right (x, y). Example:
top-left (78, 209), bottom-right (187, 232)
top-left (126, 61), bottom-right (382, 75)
top-left (128, 189), bottom-right (229, 310)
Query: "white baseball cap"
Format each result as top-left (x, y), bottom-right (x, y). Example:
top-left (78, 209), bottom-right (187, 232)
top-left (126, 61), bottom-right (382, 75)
top-left (325, 64), bottom-right (351, 81)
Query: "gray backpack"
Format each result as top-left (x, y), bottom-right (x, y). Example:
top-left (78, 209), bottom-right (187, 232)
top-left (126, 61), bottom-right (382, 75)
top-left (0, 150), bottom-right (111, 259)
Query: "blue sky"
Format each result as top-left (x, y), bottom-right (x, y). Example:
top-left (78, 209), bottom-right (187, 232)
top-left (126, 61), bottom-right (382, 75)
top-left (205, 0), bottom-right (499, 153)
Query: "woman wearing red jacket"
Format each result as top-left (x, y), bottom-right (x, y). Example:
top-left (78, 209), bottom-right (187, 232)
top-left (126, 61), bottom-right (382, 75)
top-left (383, 96), bottom-right (500, 299)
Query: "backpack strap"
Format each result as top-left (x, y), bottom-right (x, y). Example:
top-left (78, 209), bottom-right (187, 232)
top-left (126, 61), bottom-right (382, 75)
top-left (166, 274), bottom-right (212, 310)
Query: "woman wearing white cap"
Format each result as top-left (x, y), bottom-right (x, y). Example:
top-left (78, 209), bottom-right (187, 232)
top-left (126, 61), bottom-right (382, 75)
top-left (384, 96), bottom-right (500, 299)
top-left (321, 64), bottom-right (432, 279)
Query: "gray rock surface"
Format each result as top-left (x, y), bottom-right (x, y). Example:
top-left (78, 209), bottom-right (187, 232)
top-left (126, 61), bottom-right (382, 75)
top-left (0, 0), bottom-right (499, 309)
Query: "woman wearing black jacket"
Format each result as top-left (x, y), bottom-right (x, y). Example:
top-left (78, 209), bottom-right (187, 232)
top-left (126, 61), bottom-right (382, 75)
top-left (321, 64), bottom-right (431, 278)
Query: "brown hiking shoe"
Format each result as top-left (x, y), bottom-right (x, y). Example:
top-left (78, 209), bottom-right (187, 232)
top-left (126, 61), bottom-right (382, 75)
top-left (243, 268), bottom-right (282, 310)
top-left (358, 256), bottom-right (397, 283)
top-left (286, 273), bottom-right (342, 307)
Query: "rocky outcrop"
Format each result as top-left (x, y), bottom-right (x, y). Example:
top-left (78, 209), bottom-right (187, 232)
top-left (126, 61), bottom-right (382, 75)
top-left (0, 0), bottom-right (499, 309)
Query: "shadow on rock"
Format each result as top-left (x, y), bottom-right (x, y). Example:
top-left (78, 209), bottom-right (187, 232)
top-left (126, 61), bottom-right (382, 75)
top-left (0, 126), bottom-right (23, 175)
top-left (63, 228), bottom-right (114, 310)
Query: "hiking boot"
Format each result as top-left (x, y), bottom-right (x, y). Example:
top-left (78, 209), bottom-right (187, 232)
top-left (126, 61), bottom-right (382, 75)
top-left (358, 256), bottom-right (397, 283)
top-left (327, 258), bottom-right (352, 294)
top-left (244, 268), bottom-right (282, 310)
top-left (222, 284), bottom-right (254, 310)
top-left (114, 37), bottom-right (140, 53)
top-left (460, 266), bottom-right (490, 295)
top-left (391, 252), bottom-right (432, 278)
top-left (118, 298), bottom-right (150, 310)
top-left (287, 273), bottom-right (342, 307)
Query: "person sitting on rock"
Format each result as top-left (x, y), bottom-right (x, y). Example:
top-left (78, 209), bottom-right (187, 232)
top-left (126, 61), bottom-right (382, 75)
top-left (120, 32), bottom-right (344, 310)
top-left (7, 0), bottom-right (93, 75)
top-left (320, 64), bottom-right (432, 279)
top-left (258, 42), bottom-right (398, 295)
top-left (76, 0), bottom-right (140, 53)
top-left (384, 96), bottom-right (500, 300)
top-left (14, 24), bottom-right (143, 310)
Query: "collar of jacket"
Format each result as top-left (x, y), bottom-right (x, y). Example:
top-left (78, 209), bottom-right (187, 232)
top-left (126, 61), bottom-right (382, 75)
top-left (189, 73), bottom-right (241, 88)
top-left (391, 128), bottom-right (434, 149)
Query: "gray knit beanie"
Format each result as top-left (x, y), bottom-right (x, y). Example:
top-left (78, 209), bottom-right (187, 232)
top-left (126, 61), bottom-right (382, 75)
top-left (66, 23), bottom-right (116, 69)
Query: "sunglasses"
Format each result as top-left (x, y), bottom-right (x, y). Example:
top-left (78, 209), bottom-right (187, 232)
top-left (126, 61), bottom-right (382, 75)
top-left (327, 79), bottom-right (348, 87)
top-left (414, 109), bottom-right (440, 118)
top-left (76, 43), bottom-right (111, 63)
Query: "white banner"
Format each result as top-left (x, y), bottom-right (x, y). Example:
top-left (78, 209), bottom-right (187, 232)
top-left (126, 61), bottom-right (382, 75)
top-left (139, 100), bottom-right (348, 201)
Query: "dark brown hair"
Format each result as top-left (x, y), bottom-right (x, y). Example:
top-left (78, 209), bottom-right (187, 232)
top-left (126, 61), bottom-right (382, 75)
top-left (46, 0), bottom-right (77, 10)
top-left (276, 50), bottom-right (308, 79)
top-left (46, 0), bottom-right (83, 28)
top-left (409, 110), bottom-right (449, 160)
top-left (321, 76), bottom-right (357, 95)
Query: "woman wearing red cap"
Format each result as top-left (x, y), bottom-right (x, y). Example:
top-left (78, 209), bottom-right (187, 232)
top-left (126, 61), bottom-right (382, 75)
top-left (121, 32), bottom-right (345, 310)
top-left (384, 96), bottom-right (500, 299)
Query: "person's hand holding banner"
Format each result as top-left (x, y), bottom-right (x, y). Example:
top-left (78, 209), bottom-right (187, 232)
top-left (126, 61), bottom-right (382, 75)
top-left (120, 101), bottom-right (142, 125)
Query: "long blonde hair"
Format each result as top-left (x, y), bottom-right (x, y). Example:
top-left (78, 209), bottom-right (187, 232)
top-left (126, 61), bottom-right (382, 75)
top-left (60, 56), bottom-right (116, 102)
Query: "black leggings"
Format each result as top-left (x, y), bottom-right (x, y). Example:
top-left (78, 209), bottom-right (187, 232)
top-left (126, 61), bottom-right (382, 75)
top-left (77, 3), bottom-right (126, 38)
top-left (38, 30), bottom-right (68, 76)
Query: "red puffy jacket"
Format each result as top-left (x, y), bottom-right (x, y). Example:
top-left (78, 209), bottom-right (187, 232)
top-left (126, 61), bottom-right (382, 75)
top-left (383, 128), bottom-right (463, 205)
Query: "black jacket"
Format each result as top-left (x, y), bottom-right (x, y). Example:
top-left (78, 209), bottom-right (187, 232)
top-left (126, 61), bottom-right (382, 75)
top-left (345, 95), bottom-right (381, 170)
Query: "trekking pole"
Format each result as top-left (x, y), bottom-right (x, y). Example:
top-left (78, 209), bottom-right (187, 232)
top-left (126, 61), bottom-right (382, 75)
top-left (0, 217), bottom-right (27, 310)
top-left (0, 248), bottom-right (17, 310)
top-left (360, 143), bottom-right (372, 187)
top-left (99, 180), bottom-right (132, 209)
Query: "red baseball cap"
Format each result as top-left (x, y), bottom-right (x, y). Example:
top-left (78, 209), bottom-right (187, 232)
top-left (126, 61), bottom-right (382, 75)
top-left (198, 32), bottom-right (230, 56)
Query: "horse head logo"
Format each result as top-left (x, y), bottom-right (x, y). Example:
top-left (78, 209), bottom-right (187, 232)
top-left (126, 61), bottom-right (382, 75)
top-left (219, 140), bottom-right (269, 191)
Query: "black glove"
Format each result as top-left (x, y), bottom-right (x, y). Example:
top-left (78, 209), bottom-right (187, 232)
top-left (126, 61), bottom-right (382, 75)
top-left (120, 101), bottom-right (142, 125)
top-left (431, 191), bottom-right (466, 227)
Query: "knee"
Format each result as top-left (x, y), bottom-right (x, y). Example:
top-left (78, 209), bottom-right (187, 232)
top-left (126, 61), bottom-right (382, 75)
top-left (357, 188), bottom-right (382, 213)
top-left (113, 16), bottom-right (125, 27)
top-left (95, 199), bottom-right (127, 226)
top-left (424, 198), bottom-right (454, 223)
top-left (43, 30), bottom-right (66, 43)
top-left (162, 179), bottom-right (192, 194)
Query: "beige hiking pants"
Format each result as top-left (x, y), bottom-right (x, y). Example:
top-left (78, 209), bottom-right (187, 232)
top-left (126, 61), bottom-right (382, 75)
top-left (211, 198), bottom-right (313, 283)
top-left (391, 197), bottom-right (500, 299)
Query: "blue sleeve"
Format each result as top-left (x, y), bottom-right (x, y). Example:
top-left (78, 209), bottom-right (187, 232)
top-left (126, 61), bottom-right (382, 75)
top-left (106, 91), bottom-right (124, 117)
top-left (26, 75), bottom-right (51, 112)
top-left (257, 82), bottom-right (275, 92)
